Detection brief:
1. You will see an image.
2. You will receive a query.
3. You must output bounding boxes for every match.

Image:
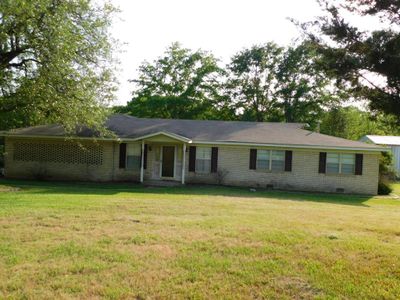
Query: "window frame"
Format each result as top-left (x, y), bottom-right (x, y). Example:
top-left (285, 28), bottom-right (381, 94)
top-left (326, 153), bottom-right (355, 175)
top-left (256, 149), bottom-right (285, 172)
top-left (195, 146), bottom-right (212, 174)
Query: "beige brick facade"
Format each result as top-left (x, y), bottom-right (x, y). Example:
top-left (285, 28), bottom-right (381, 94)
top-left (186, 145), bottom-right (379, 195)
top-left (4, 137), bottom-right (380, 195)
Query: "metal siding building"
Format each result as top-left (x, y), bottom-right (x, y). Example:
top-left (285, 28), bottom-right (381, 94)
top-left (360, 135), bottom-right (400, 176)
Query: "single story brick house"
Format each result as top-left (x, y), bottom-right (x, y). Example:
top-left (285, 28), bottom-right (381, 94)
top-left (1, 114), bottom-right (385, 194)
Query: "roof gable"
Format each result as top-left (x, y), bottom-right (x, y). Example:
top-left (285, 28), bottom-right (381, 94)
top-left (131, 131), bottom-right (192, 143)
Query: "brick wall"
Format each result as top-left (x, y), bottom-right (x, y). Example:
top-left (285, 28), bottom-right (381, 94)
top-left (4, 137), bottom-right (116, 181)
top-left (4, 138), bottom-right (380, 194)
top-left (186, 145), bottom-right (379, 195)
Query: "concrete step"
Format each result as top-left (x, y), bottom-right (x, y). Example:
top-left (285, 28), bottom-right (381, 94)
top-left (143, 180), bottom-right (183, 187)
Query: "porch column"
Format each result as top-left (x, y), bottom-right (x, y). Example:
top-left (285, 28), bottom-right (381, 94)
top-left (181, 143), bottom-right (186, 184)
top-left (140, 140), bottom-right (144, 183)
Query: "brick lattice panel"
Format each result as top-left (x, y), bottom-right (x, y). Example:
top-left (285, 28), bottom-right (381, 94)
top-left (13, 141), bottom-right (103, 165)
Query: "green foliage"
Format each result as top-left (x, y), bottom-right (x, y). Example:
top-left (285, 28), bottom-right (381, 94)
top-left (320, 106), bottom-right (400, 140)
top-left (378, 182), bottom-right (393, 195)
top-left (121, 43), bottom-right (229, 120)
top-left (379, 151), bottom-right (395, 177)
top-left (0, 138), bottom-right (4, 169)
top-left (300, 0), bottom-right (400, 119)
top-left (225, 43), bottom-right (284, 122)
top-left (226, 42), bottom-right (337, 124)
top-left (274, 42), bottom-right (341, 128)
top-left (378, 151), bottom-right (396, 195)
top-left (124, 42), bottom-right (338, 126)
top-left (0, 0), bottom-right (118, 132)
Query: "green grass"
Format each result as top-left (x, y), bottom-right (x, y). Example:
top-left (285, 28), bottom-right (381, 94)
top-left (391, 182), bottom-right (400, 196)
top-left (0, 179), bottom-right (400, 299)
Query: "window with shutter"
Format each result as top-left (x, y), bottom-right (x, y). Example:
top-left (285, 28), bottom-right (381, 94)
top-left (254, 149), bottom-right (285, 171)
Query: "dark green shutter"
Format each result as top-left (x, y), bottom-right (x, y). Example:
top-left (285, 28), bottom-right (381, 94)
top-left (119, 143), bottom-right (127, 169)
top-left (319, 152), bottom-right (327, 173)
top-left (285, 150), bottom-right (293, 172)
top-left (249, 149), bottom-right (257, 170)
top-left (211, 147), bottom-right (218, 173)
top-left (355, 154), bottom-right (363, 175)
top-left (189, 146), bottom-right (196, 172)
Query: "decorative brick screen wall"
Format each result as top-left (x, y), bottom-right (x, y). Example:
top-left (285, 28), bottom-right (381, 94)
top-left (13, 141), bottom-right (103, 165)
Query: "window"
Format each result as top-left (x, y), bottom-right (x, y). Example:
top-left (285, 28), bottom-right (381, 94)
top-left (326, 153), bottom-right (340, 173)
top-left (196, 147), bottom-right (211, 173)
top-left (271, 150), bottom-right (285, 171)
top-left (326, 153), bottom-right (355, 174)
top-left (341, 154), bottom-right (355, 174)
top-left (256, 150), bottom-right (269, 170)
top-left (126, 143), bottom-right (141, 170)
top-left (256, 150), bottom-right (285, 171)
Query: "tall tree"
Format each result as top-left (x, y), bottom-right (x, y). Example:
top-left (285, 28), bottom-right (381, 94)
top-left (226, 43), bottom-right (337, 125)
top-left (226, 43), bottom-right (283, 122)
top-left (121, 43), bottom-right (229, 120)
top-left (275, 42), bottom-right (341, 128)
top-left (0, 0), bottom-right (117, 132)
top-left (299, 0), bottom-right (400, 119)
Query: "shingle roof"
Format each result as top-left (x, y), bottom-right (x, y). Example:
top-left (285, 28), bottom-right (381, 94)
top-left (3, 114), bottom-right (384, 151)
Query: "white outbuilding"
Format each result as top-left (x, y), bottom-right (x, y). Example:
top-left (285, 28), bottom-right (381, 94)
top-left (360, 135), bottom-right (400, 176)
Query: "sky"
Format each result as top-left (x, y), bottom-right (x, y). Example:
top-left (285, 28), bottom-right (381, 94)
top-left (110, 0), bottom-right (383, 105)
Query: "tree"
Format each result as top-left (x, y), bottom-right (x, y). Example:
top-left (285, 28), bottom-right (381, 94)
top-left (320, 106), bottom-right (400, 140)
top-left (226, 42), bottom-right (337, 125)
top-left (0, 0), bottom-right (117, 132)
top-left (121, 43), bottom-right (229, 120)
top-left (275, 42), bottom-right (341, 128)
top-left (299, 0), bottom-right (400, 119)
top-left (225, 43), bottom-right (283, 122)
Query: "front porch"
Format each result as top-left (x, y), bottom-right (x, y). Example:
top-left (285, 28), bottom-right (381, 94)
top-left (136, 132), bottom-right (190, 185)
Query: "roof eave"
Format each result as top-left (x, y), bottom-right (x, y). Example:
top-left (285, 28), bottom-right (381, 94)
top-left (2, 134), bottom-right (387, 152)
top-left (192, 140), bottom-right (388, 152)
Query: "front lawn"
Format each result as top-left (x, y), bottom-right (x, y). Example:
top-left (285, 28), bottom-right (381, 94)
top-left (0, 180), bottom-right (400, 299)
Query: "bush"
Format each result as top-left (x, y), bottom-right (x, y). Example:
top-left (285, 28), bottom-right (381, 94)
top-left (379, 151), bottom-right (396, 180)
top-left (378, 152), bottom-right (395, 195)
top-left (215, 169), bottom-right (229, 185)
top-left (0, 143), bottom-right (4, 169)
top-left (378, 181), bottom-right (392, 195)
top-left (30, 165), bottom-right (48, 181)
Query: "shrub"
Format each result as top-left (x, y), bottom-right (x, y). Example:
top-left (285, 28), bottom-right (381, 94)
top-left (379, 151), bottom-right (396, 179)
top-left (378, 181), bottom-right (392, 195)
top-left (215, 169), bottom-right (229, 185)
top-left (378, 152), bottom-right (395, 195)
top-left (30, 165), bottom-right (48, 181)
top-left (0, 141), bottom-right (4, 170)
